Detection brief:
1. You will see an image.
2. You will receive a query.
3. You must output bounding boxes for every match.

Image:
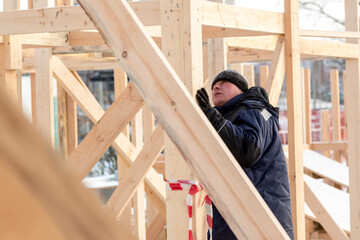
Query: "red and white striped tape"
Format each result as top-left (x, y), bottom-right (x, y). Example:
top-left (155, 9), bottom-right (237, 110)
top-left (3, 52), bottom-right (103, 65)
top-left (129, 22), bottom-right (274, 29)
top-left (165, 179), bottom-right (213, 240)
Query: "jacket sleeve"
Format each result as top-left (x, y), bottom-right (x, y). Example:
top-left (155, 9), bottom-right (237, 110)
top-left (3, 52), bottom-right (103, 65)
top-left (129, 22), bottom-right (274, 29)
top-left (205, 107), bottom-right (268, 168)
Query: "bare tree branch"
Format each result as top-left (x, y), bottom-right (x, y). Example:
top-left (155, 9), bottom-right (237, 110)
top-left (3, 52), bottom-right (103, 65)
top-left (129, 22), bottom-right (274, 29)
top-left (300, 1), bottom-right (345, 26)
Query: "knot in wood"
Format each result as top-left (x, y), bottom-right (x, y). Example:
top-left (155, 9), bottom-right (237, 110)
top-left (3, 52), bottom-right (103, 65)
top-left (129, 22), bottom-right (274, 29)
top-left (122, 51), bottom-right (128, 58)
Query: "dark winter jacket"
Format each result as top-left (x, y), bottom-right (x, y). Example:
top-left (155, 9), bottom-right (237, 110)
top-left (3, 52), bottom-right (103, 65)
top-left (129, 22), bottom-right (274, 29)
top-left (205, 86), bottom-right (294, 240)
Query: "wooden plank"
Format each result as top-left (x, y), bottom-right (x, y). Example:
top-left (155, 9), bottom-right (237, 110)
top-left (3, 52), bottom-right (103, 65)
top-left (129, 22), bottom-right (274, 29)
top-left (105, 126), bottom-right (164, 218)
top-left (304, 177), bottom-right (349, 240)
top-left (57, 84), bottom-right (69, 158)
top-left (207, 37), bottom-right (227, 96)
top-left (201, 1), bottom-right (284, 35)
top-left (147, 213), bottom-right (166, 240)
top-left (259, 65), bottom-right (269, 88)
top-left (226, 36), bottom-right (359, 60)
top-left (129, 79), bottom-right (146, 240)
top-left (300, 39), bottom-right (358, 59)
top-left (343, 71), bottom-right (348, 142)
top-left (133, 182), bottom-right (146, 240)
top-left (21, 33), bottom-right (69, 47)
top-left (67, 82), bottom-right (144, 179)
top-left (24, 55), bottom-right (121, 71)
top-left (0, 0), bottom-right (20, 106)
top-left (69, 31), bottom-right (105, 46)
top-left (226, 36), bottom-right (279, 52)
top-left (330, 70), bottom-right (342, 161)
top-left (160, 0), bottom-right (205, 239)
top-left (284, 0), bottom-right (305, 238)
top-left (77, 0), bottom-right (290, 239)
top-left (0, 81), bottom-right (132, 240)
top-left (0, 44), bottom-right (18, 105)
top-left (35, 48), bottom-right (54, 146)
top-left (113, 68), bottom-right (133, 235)
top-left (266, 35), bottom-right (285, 106)
top-left (300, 29), bottom-right (360, 39)
top-left (304, 175), bottom-right (350, 233)
top-left (304, 68), bottom-right (312, 145)
top-left (4, 35), bottom-right (22, 70)
top-left (345, 0), bottom-right (360, 237)
top-left (0, 2), bottom-right (160, 36)
top-left (67, 71), bottom-right (78, 156)
top-left (243, 65), bottom-right (255, 87)
top-left (30, 73), bottom-right (36, 125)
top-left (52, 57), bottom-right (166, 215)
top-left (303, 150), bottom-right (349, 188)
top-left (311, 141), bottom-right (348, 151)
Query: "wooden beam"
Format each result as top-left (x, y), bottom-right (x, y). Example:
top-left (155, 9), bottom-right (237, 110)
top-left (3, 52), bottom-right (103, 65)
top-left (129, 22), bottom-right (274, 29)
top-left (330, 70), bottom-right (342, 161)
top-left (105, 126), bottom-right (164, 218)
top-left (21, 33), bottom-right (69, 47)
top-left (0, 0), bottom-right (21, 106)
top-left (300, 39), bottom-right (358, 59)
top-left (57, 83), bottom-right (69, 158)
top-left (113, 68), bottom-right (133, 235)
top-left (161, 0), bottom-right (205, 239)
top-left (284, 0), bottom-right (305, 238)
top-left (259, 65), bottom-right (269, 88)
top-left (345, 1), bottom-right (360, 237)
top-left (207, 37), bottom-right (227, 93)
top-left (67, 82), bottom-right (144, 179)
top-left (304, 181), bottom-right (349, 240)
top-left (310, 142), bottom-right (348, 152)
top-left (300, 29), bottom-right (360, 39)
top-left (0, 79), bottom-right (132, 240)
top-left (146, 213), bottom-right (166, 240)
top-left (304, 68), bottom-right (312, 145)
top-left (226, 36), bottom-right (359, 60)
top-left (0, 2), bottom-right (160, 36)
top-left (52, 56), bottom-right (166, 216)
top-left (66, 71), bottom-right (78, 156)
top-left (24, 55), bottom-right (121, 71)
top-left (266, 35), bottom-right (286, 106)
top-left (243, 64), bottom-right (255, 87)
top-left (35, 48), bottom-right (54, 146)
top-left (201, 1), bottom-right (284, 35)
top-left (77, 0), bottom-right (290, 239)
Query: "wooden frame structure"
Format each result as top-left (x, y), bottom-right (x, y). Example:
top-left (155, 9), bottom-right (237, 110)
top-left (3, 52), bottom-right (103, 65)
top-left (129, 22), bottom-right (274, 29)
top-left (1, 0), bottom-right (360, 239)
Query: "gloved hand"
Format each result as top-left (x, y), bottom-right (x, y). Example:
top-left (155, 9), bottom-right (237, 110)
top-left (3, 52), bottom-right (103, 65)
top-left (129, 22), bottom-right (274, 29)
top-left (196, 88), bottom-right (211, 113)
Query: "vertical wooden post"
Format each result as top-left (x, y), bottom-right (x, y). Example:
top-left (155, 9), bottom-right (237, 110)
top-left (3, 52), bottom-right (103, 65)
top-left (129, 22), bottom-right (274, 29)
top-left (0, 0), bottom-right (21, 106)
top-left (345, 0), bottom-right (360, 238)
top-left (303, 68), bottom-right (312, 146)
top-left (113, 68), bottom-right (133, 237)
top-left (67, 72), bottom-right (79, 156)
top-left (131, 105), bottom-right (146, 239)
top-left (161, 0), bottom-right (205, 239)
top-left (57, 86), bottom-right (69, 157)
top-left (207, 0), bottom-right (227, 105)
top-left (343, 71), bottom-right (348, 142)
top-left (33, 0), bottom-right (54, 147)
top-left (30, 73), bottom-right (37, 125)
top-left (330, 70), bottom-right (341, 162)
top-left (243, 65), bottom-right (255, 87)
top-left (284, 0), bottom-right (305, 239)
top-left (321, 110), bottom-right (331, 158)
top-left (230, 63), bottom-right (244, 75)
top-left (35, 48), bottom-right (54, 146)
top-left (260, 65), bottom-right (269, 88)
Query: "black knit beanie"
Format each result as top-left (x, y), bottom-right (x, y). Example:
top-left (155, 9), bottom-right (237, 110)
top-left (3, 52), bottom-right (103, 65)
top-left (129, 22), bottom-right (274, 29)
top-left (211, 69), bottom-right (248, 92)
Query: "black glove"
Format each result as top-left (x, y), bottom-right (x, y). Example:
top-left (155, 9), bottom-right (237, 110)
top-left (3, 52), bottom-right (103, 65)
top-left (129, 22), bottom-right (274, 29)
top-left (196, 88), bottom-right (211, 113)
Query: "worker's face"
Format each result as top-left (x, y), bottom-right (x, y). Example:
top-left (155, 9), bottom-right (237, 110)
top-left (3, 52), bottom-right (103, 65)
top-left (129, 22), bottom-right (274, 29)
top-left (212, 80), bottom-right (243, 106)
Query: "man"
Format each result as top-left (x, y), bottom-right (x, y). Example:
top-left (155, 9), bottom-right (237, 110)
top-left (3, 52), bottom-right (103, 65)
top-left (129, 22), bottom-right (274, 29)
top-left (196, 69), bottom-right (294, 240)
